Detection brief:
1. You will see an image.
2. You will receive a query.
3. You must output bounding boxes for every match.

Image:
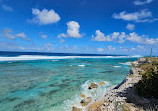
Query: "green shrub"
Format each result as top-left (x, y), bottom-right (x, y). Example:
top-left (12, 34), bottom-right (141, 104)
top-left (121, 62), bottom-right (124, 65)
top-left (135, 68), bottom-right (158, 98)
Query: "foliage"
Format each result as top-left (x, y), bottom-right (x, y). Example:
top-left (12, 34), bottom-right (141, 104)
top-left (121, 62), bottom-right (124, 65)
top-left (135, 63), bottom-right (158, 98)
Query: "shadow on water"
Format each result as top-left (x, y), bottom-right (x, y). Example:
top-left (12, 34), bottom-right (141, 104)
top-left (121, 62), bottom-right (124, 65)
top-left (99, 70), bottom-right (114, 73)
top-left (0, 97), bottom-right (20, 103)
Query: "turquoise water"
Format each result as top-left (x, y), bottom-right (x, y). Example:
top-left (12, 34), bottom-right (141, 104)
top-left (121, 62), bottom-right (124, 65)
top-left (0, 57), bottom-right (137, 111)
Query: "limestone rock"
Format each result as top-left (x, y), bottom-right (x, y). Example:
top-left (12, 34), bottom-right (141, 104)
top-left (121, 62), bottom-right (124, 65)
top-left (80, 93), bottom-right (86, 98)
top-left (88, 83), bottom-right (98, 90)
top-left (72, 106), bottom-right (82, 111)
top-left (99, 82), bottom-right (105, 85)
top-left (87, 101), bottom-right (103, 111)
top-left (80, 97), bottom-right (92, 106)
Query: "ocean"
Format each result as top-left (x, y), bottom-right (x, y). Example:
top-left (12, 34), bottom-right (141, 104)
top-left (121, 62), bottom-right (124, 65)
top-left (0, 51), bottom-right (139, 111)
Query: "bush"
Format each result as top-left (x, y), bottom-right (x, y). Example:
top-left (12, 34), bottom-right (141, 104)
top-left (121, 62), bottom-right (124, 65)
top-left (135, 67), bottom-right (158, 98)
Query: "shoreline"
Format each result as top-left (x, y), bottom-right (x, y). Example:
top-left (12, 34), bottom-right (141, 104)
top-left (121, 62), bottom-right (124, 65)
top-left (73, 58), bottom-right (158, 111)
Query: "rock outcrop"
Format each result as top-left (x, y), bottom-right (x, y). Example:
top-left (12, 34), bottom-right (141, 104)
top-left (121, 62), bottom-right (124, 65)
top-left (72, 106), bottom-right (82, 111)
top-left (80, 97), bottom-right (92, 106)
top-left (87, 101), bottom-right (103, 111)
top-left (80, 94), bottom-right (86, 99)
top-left (73, 58), bottom-right (158, 111)
top-left (99, 82), bottom-right (105, 85)
top-left (88, 83), bottom-right (98, 90)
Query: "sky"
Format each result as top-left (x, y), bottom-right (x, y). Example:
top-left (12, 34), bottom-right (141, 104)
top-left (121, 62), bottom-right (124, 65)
top-left (0, 0), bottom-right (158, 55)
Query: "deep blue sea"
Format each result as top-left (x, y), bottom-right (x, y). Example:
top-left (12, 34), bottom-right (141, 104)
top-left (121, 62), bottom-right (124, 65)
top-left (0, 51), bottom-right (139, 111)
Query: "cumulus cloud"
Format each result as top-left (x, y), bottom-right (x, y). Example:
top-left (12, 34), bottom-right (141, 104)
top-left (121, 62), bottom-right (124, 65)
top-left (120, 47), bottom-right (128, 52)
top-left (31, 8), bottom-right (60, 25)
top-left (92, 30), bottom-right (108, 41)
top-left (58, 21), bottom-right (82, 38)
top-left (112, 9), bottom-right (157, 22)
top-left (2, 4), bottom-right (13, 11)
top-left (40, 34), bottom-right (47, 39)
top-left (91, 30), bottom-right (158, 45)
top-left (126, 32), bottom-right (158, 45)
top-left (137, 45), bottom-right (144, 49)
top-left (97, 46), bottom-right (115, 53)
top-left (92, 30), bottom-right (125, 43)
top-left (108, 46), bottom-right (115, 51)
top-left (134, 0), bottom-right (153, 5)
top-left (118, 32), bottom-right (127, 43)
top-left (1, 28), bottom-right (28, 40)
top-left (97, 48), bottom-right (104, 52)
top-left (16, 32), bottom-right (27, 38)
top-left (58, 33), bottom-right (67, 38)
top-left (126, 23), bottom-right (135, 31)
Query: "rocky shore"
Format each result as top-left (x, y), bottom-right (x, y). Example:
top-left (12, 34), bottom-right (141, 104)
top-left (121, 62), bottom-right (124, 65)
top-left (72, 58), bottom-right (158, 111)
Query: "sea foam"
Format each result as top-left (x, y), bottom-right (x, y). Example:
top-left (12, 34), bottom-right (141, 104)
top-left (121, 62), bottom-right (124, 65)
top-left (78, 65), bottom-right (85, 67)
top-left (0, 55), bottom-right (141, 61)
top-left (119, 62), bottom-right (131, 65)
top-left (63, 80), bottom-right (110, 111)
top-left (114, 66), bottom-right (121, 68)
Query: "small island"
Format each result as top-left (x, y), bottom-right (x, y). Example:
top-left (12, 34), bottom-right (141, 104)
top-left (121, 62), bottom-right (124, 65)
top-left (72, 57), bottom-right (158, 111)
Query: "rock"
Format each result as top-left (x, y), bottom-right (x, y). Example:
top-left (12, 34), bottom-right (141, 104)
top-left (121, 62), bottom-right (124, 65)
top-left (80, 94), bottom-right (86, 98)
top-left (87, 101), bottom-right (103, 111)
top-left (88, 83), bottom-right (98, 90)
top-left (80, 97), bottom-right (92, 106)
top-left (99, 82), bottom-right (105, 85)
top-left (72, 106), bottom-right (82, 111)
top-left (129, 69), bottom-right (133, 75)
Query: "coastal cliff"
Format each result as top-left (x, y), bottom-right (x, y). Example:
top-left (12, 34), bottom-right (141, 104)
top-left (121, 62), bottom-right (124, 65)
top-left (72, 57), bottom-right (158, 111)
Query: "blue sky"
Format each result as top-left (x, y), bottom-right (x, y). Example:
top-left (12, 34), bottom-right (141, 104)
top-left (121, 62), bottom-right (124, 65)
top-left (0, 0), bottom-right (158, 55)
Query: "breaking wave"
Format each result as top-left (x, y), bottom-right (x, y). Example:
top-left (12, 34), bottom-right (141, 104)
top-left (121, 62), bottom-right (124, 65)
top-left (63, 80), bottom-right (110, 111)
top-left (0, 55), bottom-right (142, 61)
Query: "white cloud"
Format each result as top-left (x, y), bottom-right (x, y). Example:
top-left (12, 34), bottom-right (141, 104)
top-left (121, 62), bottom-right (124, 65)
top-left (92, 30), bottom-right (124, 43)
top-left (134, 0), bottom-right (153, 5)
top-left (131, 47), bottom-right (136, 51)
top-left (118, 32), bottom-right (126, 43)
top-left (58, 21), bottom-right (82, 38)
top-left (137, 45), bottom-right (144, 49)
top-left (112, 9), bottom-right (156, 22)
top-left (97, 48), bottom-right (104, 52)
top-left (40, 34), bottom-right (47, 39)
top-left (2, 29), bottom-right (28, 40)
top-left (58, 33), bottom-right (67, 38)
top-left (126, 23), bottom-right (135, 31)
top-left (92, 30), bottom-right (108, 41)
top-left (16, 32), bottom-right (27, 38)
top-left (2, 4), bottom-right (13, 11)
top-left (91, 30), bottom-right (158, 45)
top-left (127, 32), bottom-right (158, 45)
top-left (67, 21), bottom-right (81, 38)
top-left (31, 8), bottom-right (60, 25)
top-left (120, 47), bottom-right (128, 52)
top-left (2, 29), bottom-right (15, 39)
top-left (108, 46), bottom-right (115, 51)
top-left (127, 32), bottom-right (145, 43)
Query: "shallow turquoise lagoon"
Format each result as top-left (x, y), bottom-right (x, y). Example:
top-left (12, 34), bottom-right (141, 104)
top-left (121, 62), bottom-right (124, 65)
top-left (0, 58), bottom-right (137, 111)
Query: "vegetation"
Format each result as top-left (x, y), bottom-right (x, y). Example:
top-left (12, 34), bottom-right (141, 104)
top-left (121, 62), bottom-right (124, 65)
top-left (135, 57), bottom-right (158, 98)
